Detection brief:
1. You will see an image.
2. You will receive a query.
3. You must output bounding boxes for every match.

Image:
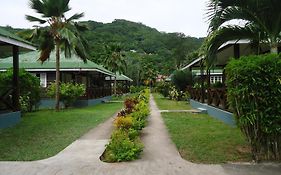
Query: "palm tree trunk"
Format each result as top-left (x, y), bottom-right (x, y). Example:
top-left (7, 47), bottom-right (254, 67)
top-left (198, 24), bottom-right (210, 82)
top-left (114, 73), bottom-right (117, 95)
top-left (55, 41), bottom-right (60, 111)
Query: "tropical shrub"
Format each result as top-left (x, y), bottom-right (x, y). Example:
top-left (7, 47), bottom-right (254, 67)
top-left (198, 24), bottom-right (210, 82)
top-left (0, 69), bottom-right (40, 112)
top-left (124, 97), bottom-right (138, 114)
top-left (47, 82), bottom-right (86, 108)
top-left (103, 130), bottom-right (143, 162)
top-left (226, 54), bottom-right (281, 161)
top-left (171, 70), bottom-right (192, 91)
top-left (129, 85), bottom-right (146, 93)
top-left (168, 86), bottom-right (190, 101)
top-left (155, 81), bottom-right (172, 97)
top-left (114, 116), bottom-right (133, 130)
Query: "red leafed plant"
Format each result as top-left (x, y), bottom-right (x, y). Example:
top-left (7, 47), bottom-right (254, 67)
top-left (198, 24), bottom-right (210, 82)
top-left (124, 98), bottom-right (138, 114)
top-left (117, 109), bottom-right (127, 117)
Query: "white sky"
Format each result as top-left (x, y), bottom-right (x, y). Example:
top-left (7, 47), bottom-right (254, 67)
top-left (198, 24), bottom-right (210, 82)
top-left (0, 0), bottom-right (209, 37)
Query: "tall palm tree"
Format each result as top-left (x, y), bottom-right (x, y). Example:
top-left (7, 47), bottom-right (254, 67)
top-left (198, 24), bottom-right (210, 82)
top-left (26, 0), bottom-right (89, 111)
top-left (205, 0), bottom-right (281, 66)
top-left (103, 43), bottom-right (127, 95)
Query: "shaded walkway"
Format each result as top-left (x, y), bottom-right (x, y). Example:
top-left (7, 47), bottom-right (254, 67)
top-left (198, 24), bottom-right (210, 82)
top-left (0, 95), bottom-right (280, 175)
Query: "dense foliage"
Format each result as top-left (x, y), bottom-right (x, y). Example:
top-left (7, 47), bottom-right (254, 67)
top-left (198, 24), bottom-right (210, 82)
top-left (0, 69), bottom-right (40, 112)
top-left (226, 54), bottom-right (281, 161)
top-left (47, 82), bottom-right (86, 108)
top-left (102, 89), bottom-right (150, 162)
top-left (171, 70), bottom-right (192, 91)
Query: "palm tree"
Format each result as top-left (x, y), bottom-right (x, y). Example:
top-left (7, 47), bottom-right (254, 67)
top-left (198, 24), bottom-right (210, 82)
top-left (205, 0), bottom-right (281, 66)
top-left (26, 0), bottom-right (89, 111)
top-left (103, 43), bottom-right (127, 95)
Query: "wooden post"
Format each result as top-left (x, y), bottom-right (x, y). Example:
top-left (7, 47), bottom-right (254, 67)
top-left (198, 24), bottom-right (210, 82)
top-left (12, 46), bottom-right (20, 111)
top-left (200, 62), bottom-right (205, 103)
top-left (234, 44), bottom-right (240, 59)
top-left (207, 69), bottom-right (211, 105)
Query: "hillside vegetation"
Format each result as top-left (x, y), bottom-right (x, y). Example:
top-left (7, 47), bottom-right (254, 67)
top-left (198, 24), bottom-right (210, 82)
top-left (1, 19), bottom-right (203, 83)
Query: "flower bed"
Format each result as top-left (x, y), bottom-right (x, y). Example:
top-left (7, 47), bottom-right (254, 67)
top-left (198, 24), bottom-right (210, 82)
top-left (101, 89), bottom-right (150, 162)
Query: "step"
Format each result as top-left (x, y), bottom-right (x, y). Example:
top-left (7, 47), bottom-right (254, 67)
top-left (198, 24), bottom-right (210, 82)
top-left (197, 107), bottom-right (207, 114)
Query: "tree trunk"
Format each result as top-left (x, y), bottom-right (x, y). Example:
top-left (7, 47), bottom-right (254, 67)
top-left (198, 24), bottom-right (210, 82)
top-left (55, 41), bottom-right (60, 111)
top-left (114, 73), bottom-right (117, 95)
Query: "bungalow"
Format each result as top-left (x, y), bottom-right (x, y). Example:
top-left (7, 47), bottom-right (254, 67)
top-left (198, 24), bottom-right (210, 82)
top-left (0, 51), bottom-right (115, 108)
top-left (0, 27), bottom-right (36, 128)
top-left (184, 39), bottom-right (274, 126)
top-left (106, 73), bottom-right (133, 94)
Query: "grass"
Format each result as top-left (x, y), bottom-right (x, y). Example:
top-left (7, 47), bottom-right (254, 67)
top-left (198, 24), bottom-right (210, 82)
top-left (153, 93), bottom-right (251, 163)
top-left (153, 93), bottom-right (192, 110)
top-left (0, 102), bottom-right (122, 161)
top-left (162, 113), bottom-right (251, 164)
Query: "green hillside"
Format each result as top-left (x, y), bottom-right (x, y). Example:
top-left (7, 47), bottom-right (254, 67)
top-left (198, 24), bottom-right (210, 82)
top-left (1, 19), bottom-right (204, 83)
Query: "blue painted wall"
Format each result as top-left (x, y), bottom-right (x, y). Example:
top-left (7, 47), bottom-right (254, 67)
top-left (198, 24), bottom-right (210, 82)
top-left (39, 96), bottom-right (112, 109)
top-left (39, 99), bottom-right (65, 109)
top-left (190, 99), bottom-right (236, 127)
top-left (0, 111), bottom-right (21, 129)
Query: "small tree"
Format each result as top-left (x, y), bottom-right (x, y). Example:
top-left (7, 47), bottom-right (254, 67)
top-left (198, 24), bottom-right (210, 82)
top-left (171, 70), bottom-right (192, 91)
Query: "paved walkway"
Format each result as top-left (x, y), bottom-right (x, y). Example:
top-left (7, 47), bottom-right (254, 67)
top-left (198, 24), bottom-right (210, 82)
top-left (0, 95), bottom-right (280, 175)
top-left (159, 109), bottom-right (200, 113)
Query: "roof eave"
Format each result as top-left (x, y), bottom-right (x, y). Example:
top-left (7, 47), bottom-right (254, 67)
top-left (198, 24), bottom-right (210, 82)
top-left (0, 36), bottom-right (36, 50)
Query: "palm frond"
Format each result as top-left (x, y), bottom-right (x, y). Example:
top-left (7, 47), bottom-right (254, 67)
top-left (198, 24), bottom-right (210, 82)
top-left (25, 15), bottom-right (47, 24)
top-left (67, 13), bottom-right (84, 22)
top-left (29, 0), bottom-right (45, 14)
top-left (39, 47), bottom-right (52, 63)
top-left (43, 0), bottom-right (71, 17)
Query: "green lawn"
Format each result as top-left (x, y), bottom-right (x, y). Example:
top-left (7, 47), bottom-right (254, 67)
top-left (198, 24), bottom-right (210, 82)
top-left (153, 93), bottom-right (251, 163)
top-left (0, 102), bottom-right (122, 161)
top-left (162, 112), bottom-right (251, 163)
top-left (153, 93), bottom-right (192, 110)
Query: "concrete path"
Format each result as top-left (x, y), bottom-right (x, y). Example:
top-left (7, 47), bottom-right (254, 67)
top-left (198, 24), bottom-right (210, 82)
top-left (159, 109), bottom-right (200, 113)
top-left (0, 94), bottom-right (280, 175)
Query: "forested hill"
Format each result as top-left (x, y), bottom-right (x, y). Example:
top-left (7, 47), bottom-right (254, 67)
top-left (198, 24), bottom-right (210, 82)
top-left (1, 19), bottom-right (204, 82)
top-left (81, 19), bottom-right (204, 75)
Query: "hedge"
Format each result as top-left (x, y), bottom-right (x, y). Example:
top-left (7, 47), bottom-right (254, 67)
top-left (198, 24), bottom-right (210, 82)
top-left (101, 89), bottom-right (150, 162)
top-left (226, 54), bottom-right (281, 161)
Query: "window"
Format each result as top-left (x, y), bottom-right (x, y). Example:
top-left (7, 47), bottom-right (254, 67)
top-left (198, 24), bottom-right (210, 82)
top-left (210, 75), bottom-right (222, 84)
top-left (40, 73), bottom-right (47, 88)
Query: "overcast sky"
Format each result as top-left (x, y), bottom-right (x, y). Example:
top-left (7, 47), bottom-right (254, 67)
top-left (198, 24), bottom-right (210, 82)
top-left (0, 0), bottom-right (209, 38)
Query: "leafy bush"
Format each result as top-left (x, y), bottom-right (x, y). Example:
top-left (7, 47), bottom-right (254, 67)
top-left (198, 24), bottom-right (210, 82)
top-left (114, 116), bottom-right (133, 130)
top-left (168, 86), bottom-right (190, 101)
top-left (124, 97), bottom-right (138, 114)
top-left (103, 130), bottom-right (144, 162)
top-left (47, 82), bottom-right (85, 108)
top-left (0, 69), bottom-right (40, 112)
top-left (155, 82), bottom-right (172, 97)
top-left (171, 70), bottom-right (192, 91)
top-left (226, 54), bottom-right (281, 161)
top-left (129, 85), bottom-right (146, 93)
